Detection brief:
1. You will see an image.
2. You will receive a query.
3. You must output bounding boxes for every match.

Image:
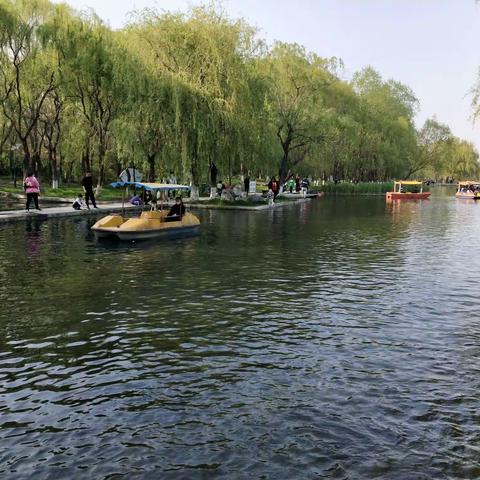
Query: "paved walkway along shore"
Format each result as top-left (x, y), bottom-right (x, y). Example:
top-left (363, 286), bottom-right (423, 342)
top-left (0, 195), bottom-right (317, 224)
top-left (0, 203), bottom-right (141, 224)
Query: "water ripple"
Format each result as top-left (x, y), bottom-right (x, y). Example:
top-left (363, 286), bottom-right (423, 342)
top-left (1, 192), bottom-right (480, 478)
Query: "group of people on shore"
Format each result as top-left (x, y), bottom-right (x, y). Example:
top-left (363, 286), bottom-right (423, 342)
top-left (267, 175), bottom-right (310, 201)
top-left (72, 172), bottom-right (99, 210)
top-left (22, 170), bottom-right (99, 212)
top-left (285, 175), bottom-right (310, 194)
top-left (21, 168), bottom-right (309, 213)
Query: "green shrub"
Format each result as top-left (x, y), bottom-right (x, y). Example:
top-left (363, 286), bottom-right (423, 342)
top-left (312, 182), bottom-right (394, 195)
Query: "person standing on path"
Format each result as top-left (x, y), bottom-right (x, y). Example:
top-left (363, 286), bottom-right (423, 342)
top-left (210, 163), bottom-right (218, 187)
top-left (244, 175), bottom-right (250, 196)
top-left (287, 178), bottom-right (295, 193)
top-left (24, 170), bottom-right (41, 211)
top-left (81, 171), bottom-right (98, 209)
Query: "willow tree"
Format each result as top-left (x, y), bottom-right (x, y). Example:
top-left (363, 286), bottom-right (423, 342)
top-left (418, 123), bottom-right (479, 181)
top-left (113, 66), bottom-right (178, 182)
top-left (411, 118), bottom-right (452, 179)
top-left (39, 88), bottom-right (62, 185)
top-left (125, 5), bottom-right (264, 189)
top-left (447, 140), bottom-right (479, 179)
top-left (261, 43), bottom-right (342, 183)
top-left (0, 0), bottom-right (60, 172)
top-left (59, 15), bottom-right (124, 190)
top-left (350, 67), bottom-right (420, 180)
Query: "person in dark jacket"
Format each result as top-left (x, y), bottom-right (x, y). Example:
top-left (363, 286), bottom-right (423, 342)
top-left (301, 177), bottom-right (310, 192)
top-left (268, 176), bottom-right (280, 200)
top-left (295, 175), bottom-right (301, 193)
top-left (166, 197), bottom-right (185, 221)
top-left (244, 175), bottom-right (250, 196)
top-left (210, 163), bottom-right (218, 186)
top-left (81, 171), bottom-right (98, 209)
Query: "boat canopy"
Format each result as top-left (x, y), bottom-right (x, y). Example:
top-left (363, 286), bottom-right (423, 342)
top-left (110, 181), bottom-right (191, 191)
top-left (458, 181), bottom-right (480, 186)
top-left (394, 181), bottom-right (423, 185)
top-left (392, 180), bottom-right (424, 193)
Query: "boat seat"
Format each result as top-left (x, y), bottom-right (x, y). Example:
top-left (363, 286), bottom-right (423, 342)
top-left (140, 210), bottom-right (164, 220)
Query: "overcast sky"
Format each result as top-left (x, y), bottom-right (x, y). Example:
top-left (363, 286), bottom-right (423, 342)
top-left (52, 0), bottom-right (480, 150)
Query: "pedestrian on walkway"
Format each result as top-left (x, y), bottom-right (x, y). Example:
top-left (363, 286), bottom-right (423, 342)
top-left (24, 170), bottom-right (41, 211)
top-left (210, 163), bottom-right (218, 187)
top-left (244, 175), bottom-right (250, 196)
top-left (81, 171), bottom-right (98, 209)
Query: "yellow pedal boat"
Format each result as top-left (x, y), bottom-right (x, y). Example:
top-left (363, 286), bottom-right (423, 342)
top-left (91, 181), bottom-right (200, 241)
top-left (455, 181), bottom-right (480, 200)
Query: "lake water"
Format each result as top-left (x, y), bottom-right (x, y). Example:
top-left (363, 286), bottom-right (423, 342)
top-left (1, 188), bottom-right (480, 479)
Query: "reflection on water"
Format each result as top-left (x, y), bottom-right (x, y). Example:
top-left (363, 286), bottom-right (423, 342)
top-left (1, 190), bottom-right (480, 479)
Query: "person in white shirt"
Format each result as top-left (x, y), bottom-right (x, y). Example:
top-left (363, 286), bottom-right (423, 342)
top-left (72, 194), bottom-right (87, 210)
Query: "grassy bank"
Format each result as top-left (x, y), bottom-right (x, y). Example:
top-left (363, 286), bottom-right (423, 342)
top-left (312, 182), bottom-right (394, 195)
top-left (0, 182), bottom-right (123, 201)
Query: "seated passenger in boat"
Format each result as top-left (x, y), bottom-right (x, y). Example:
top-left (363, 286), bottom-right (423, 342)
top-left (130, 194), bottom-right (144, 206)
top-left (142, 190), bottom-right (153, 205)
top-left (166, 197), bottom-right (185, 222)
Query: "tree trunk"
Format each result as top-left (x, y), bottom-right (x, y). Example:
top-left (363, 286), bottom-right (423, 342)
top-left (32, 151), bottom-right (41, 178)
top-left (96, 158), bottom-right (105, 196)
top-left (115, 159), bottom-right (122, 178)
top-left (22, 139), bottom-right (31, 173)
top-left (49, 148), bottom-right (59, 188)
top-left (96, 139), bottom-right (106, 195)
top-left (278, 152), bottom-right (289, 185)
top-left (82, 149), bottom-right (91, 173)
top-left (147, 153), bottom-right (156, 182)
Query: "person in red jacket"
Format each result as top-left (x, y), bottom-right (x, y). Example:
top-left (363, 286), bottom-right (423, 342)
top-left (268, 176), bottom-right (279, 200)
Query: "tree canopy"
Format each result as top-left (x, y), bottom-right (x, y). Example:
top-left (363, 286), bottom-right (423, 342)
top-left (0, 0), bottom-right (477, 188)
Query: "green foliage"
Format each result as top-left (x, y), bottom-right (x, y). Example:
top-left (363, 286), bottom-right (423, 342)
top-left (0, 0), bottom-right (477, 191)
top-left (314, 182), bottom-right (394, 195)
top-left (0, 181), bottom-right (122, 200)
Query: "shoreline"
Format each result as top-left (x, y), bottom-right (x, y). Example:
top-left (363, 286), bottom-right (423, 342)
top-left (0, 196), bottom-right (317, 224)
top-left (189, 197), bottom-right (314, 210)
top-left (0, 203), bottom-right (142, 224)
